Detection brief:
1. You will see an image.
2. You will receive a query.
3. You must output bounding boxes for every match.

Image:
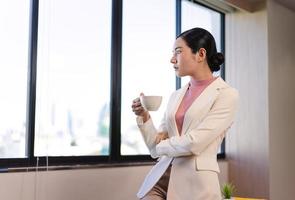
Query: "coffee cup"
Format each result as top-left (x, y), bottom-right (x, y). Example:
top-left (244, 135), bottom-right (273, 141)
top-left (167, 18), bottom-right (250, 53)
top-left (140, 95), bottom-right (162, 111)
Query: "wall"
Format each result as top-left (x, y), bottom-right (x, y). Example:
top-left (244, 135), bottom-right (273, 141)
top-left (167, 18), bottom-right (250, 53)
top-left (268, 0), bottom-right (295, 199)
top-left (0, 166), bottom-right (150, 200)
top-left (225, 5), bottom-right (269, 198)
top-left (226, 0), bottom-right (295, 199)
top-left (0, 161), bottom-right (228, 200)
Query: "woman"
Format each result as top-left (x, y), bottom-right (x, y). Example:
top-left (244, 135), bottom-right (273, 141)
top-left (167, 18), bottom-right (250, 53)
top-left (131, 27), bottom-right (239, 200)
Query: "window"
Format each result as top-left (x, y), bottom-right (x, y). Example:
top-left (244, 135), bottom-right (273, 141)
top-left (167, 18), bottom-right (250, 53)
top-left (181, 0), bottom-right (223, 86)
top-left (0, 0), bottom-right (30, 158)
top-left (121, 0), bottom-right (176, 155)
top-left (0, 0), bottom-right (224, 167)
top-left (35, 0), bottom-right (111, 156)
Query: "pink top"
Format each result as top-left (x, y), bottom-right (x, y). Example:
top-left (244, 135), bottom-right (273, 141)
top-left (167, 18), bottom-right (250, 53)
top-left (175, 77), bottom-right (217, 135)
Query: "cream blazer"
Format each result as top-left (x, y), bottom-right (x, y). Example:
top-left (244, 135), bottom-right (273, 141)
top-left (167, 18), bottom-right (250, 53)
top-left (136, 77), bottom-right (239, 200)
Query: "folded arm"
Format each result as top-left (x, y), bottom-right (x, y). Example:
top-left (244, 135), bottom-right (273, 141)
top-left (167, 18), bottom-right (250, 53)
top-left (155, 88), bottom-right (239, 158)
top-left (137, 112), bottom-right (168, 158)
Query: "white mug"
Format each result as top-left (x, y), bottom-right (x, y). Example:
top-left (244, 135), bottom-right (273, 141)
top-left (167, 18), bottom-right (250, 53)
top-left (140, 95), bottom-right (162, 111)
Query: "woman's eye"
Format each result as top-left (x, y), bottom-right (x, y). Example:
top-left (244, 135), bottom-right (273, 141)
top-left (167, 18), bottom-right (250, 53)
top-left (176, 50), bottom-right (182, 54)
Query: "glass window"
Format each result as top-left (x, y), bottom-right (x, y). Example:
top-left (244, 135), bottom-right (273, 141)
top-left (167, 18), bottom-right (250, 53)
top-left (0, 0), bottom-right (224, 166)
top-left (0, 0), bottom-right (30, 158)
top-left (181, 0), bottom-right (222, 86)
top-left (35, 0), bottom-right (112, 156)
top-left (121, 0), bottom-right (176, 155)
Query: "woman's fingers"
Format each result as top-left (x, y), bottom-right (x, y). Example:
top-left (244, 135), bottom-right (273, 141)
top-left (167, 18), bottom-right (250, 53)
top-left (156, 132), bottom-right (169, 144)
top-left (133, 107), bottom-right (144, 115)
top-left (159, 132), bottom-right (168, 138)
top-left (131, 96), bottom-right (146, 116)
top-left (156, 136), bottom-right (163, 144)
top-left (155, 136), bottom-right (160, 144)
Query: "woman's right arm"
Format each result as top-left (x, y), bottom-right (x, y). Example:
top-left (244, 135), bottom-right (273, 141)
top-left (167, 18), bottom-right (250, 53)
top-left (131, 95), bottom-right (167, 158)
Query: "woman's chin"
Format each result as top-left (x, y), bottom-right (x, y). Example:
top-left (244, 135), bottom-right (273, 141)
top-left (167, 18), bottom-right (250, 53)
top-left (175, 71), bottom-right (185, 77)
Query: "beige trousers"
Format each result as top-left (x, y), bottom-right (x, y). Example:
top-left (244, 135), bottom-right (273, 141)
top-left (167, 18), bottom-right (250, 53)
top-left (140, 165), bottom-right (171, 200)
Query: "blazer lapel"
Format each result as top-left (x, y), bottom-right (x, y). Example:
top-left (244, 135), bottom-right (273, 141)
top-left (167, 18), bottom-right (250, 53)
top-left (180, 77), bottom-right (227, 135)
top-left (168, 84), bottom-right (189, 136)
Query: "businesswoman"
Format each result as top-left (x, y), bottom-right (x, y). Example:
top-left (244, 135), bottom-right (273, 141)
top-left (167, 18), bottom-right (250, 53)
top-left (132, 27), bottom-right (239, 200)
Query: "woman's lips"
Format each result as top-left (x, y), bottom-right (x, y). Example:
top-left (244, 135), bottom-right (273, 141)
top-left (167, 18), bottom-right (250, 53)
top-left (173, 66), bottom-right (179, 70)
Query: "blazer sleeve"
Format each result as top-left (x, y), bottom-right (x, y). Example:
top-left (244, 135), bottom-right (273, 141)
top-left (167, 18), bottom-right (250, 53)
top-left (155, 87), bottom-right (239, 158)
top-left (137, 111), bottom-right (168, 158)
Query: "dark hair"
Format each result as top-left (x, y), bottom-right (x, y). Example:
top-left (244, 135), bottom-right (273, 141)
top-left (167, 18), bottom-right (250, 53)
top-left (177, 27), bottom-right (224, 72)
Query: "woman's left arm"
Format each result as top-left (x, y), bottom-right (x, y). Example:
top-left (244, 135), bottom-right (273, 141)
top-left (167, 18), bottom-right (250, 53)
top-left (155, 88), bottom-right (239, 157)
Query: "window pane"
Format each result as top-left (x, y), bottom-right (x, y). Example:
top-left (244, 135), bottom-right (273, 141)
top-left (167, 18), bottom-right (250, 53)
top-left (182, 1), bottom-right (223, 153)
top-left (0, 1), bottom-right (30, 158)
top-left (121, 0), bottom-right (176, 155)
top-left (35, 0), bottom-right (111, 156)
top-left (181, 0), bottom-right (222, 86)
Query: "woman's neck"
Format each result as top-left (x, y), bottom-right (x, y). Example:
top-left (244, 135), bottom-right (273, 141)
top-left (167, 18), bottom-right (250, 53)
top-left (190, 70), bottom-right (213, 81)
top-left (190, 62), bottom-right (214, 81)
top-left (190, 76), bottom-right (215, 87)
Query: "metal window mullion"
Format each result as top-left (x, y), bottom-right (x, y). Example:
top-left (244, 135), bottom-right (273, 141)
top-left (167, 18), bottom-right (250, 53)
top-left (109, 0), bottom-right (123, 162)
top-left (176, 0), bottom-right (182, 90)
top-left (26, 0), bottom-right (39, 165)
top-left (220, 13), bottom-right (226, 157)
top-left (220, 13), bottom-right (225, 79)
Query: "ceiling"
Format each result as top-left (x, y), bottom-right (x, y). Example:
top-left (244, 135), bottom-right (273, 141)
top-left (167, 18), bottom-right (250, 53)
top-left (223, 0), bottom-right (295, 12)
top-left (274, 0), bottom-right (295, 11)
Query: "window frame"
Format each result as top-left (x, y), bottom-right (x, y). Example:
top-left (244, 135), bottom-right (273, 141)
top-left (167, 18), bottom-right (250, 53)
top-left (0, 0), bottom-right (225, 168)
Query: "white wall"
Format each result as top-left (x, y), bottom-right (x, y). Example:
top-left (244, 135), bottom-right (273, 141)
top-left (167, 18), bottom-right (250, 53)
top-left (225, 5), bottom-right (269, 198)
top-left (226, 0), bottom-right (295, 198)
top-left (0, 161), bottom-right (228, 200)
top-left (268, 0), bottom-right (295, 199)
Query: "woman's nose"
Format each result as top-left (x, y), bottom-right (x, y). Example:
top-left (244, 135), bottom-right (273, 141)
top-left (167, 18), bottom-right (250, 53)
top-left (170, 56), bottom-right (176, 64)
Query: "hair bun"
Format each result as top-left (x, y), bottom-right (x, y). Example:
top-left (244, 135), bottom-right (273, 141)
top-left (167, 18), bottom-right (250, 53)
top-left (211, 52), bottom-right (224, 66)
top-left (209, 52), bottom-right (224, 72)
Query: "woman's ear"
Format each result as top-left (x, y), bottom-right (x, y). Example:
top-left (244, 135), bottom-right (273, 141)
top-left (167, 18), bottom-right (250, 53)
top-left (197, 48), bottom-right (206, 62)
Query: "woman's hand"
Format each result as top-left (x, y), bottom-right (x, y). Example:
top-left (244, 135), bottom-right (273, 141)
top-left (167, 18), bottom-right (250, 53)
top-left (132, 93), bottom-right (150, 122)
top-left (155, 132), bottom-right (169, 144)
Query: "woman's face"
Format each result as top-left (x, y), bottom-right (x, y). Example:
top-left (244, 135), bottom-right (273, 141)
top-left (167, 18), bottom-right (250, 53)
top-left (170, 37), bottom-right (199, 77)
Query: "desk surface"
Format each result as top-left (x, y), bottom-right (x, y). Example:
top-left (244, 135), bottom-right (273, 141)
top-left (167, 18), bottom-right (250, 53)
top-left (234, 197), bottom-right (267, 200)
